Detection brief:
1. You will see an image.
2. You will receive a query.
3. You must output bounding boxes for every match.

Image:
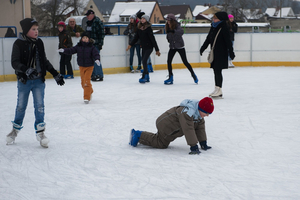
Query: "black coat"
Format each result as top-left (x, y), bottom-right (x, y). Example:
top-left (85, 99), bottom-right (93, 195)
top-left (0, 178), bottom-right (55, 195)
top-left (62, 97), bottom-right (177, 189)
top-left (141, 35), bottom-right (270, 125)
top-left (11, 34), bottom-right (59, 83)
top-left (130, 22), bottom-right (159, 51)
top-left (200, 21), bottom-right (234, 69)
top-left (228, 21), bottom-right (238, 41)
top-left (166, 21), bottom-right (184, 49)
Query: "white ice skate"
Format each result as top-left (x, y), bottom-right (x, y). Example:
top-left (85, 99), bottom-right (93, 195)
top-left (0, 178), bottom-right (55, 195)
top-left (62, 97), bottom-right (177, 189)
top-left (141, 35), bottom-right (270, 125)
top-left (209, 86), bottom-right (223, 98)
top-left (6, 122), bottom-right (22, 145)
top-left (36, 122), bottom-right (49, 148)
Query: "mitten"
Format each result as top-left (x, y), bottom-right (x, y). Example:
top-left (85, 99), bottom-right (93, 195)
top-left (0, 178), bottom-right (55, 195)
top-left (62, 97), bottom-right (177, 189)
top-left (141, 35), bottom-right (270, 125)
top-left (54, 74), bottom-right (65, 86)
top-left (26, 68), bottom-right (39, 79)
top-left (57, 49), bottom-right (64, 53)
top-left (230, 52), bottom-right (235, 60)
top-left (200, 141), bottom-right (212, 151)
top-left (95, 60), bottom-right (100, 66)
top-left (189, 145), bottom-right (201, 155)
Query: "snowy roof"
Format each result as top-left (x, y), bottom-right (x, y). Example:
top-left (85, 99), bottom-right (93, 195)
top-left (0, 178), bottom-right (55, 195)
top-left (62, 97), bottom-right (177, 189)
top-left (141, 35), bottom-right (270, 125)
top-left (265, 7), bottom-right (295, 18)
top-left (193, 5), bottom-right (209, 17)
top-left (108, 2), bottom-right (156, 22)
top-left (183, 22), bottom-right (270, 28)
top-left (242, 9), bottom-right (263, 20)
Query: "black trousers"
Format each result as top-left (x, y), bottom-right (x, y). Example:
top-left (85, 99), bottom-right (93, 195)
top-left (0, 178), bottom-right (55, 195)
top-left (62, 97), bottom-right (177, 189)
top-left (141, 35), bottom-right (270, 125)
top-left (141, 48), bottom-right (153, 75)
top-left (213, 68), bottom-right (223, 88)
top-left (59, 53), bottom-right (73, 75)
top-left (167, 48), bottom-right (194, 76)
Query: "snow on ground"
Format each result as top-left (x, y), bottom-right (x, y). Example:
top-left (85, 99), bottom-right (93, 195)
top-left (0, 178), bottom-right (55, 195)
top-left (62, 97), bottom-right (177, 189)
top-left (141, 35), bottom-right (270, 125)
top-left (0, 67), bottom-right (300, 200)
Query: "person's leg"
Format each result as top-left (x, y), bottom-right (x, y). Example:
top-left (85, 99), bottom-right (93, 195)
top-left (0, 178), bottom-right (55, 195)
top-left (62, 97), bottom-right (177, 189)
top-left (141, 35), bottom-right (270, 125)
top-left (59, 53), bottom-right (66, 75)
top-left (80, 66), bottom-right (94, 101)
top-left (135, 44), bottom-right (142, 67)
top-left (167, 49), bottom-right (176, 76)
top-left (129, 46), bottom-right (134, 66)
top-left (178, 48), bottom-right (195, 75)
top-left (31, 78), bottom-right (45, 128)
top-left (139, 131), bottom-right (170, 149)
top-left (65, 54), bottom-right (73, 76)
top-left (142, 49), bottom-right (152, 75)
top-left (213, 68), bottom-right (223, 88)
top-left (13, 80), bottom-right (32, 126)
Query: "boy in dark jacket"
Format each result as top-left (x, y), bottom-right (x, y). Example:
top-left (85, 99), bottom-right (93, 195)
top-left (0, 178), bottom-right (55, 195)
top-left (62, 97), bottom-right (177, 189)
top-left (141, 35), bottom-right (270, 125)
top-left (129, 97), bottom-right (214, 155)
top-left (126, 15), bottom-right (161, 83)
top-left (58, 32), bottom-right (100, 104)
top-left (58, 21), bottom-right (73, 79)
top-left (6, 18), bottom-right (65, 148)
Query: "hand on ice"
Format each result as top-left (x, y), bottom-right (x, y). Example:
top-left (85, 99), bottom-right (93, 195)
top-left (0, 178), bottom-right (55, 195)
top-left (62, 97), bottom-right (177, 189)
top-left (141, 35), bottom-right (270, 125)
top-left (95, 60), bottom-right (101, 66)
top-left (189, 145), bottom-right (201, 155)
top-left (57, 49), bottom-right (64, 53)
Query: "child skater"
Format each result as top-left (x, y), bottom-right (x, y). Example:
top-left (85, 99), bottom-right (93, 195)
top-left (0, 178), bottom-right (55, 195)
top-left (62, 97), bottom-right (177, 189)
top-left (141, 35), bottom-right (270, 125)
top-left (6, 18), bottom-right (65, 148)
top-left (58, 32), bottom-right (100, 104)
top-left (164, 13), bottom-right (198, 85)
top-left (126, 15), bottom-right (161, 83)
top-left (129, 97), bottom-right (214, 155)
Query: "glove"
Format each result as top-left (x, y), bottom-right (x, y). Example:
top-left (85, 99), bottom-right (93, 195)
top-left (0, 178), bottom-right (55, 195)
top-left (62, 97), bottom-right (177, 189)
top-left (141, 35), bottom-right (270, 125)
top-left (57, 49), bottom-right (64, 53)
top-left (200, 141), bottom-right (212, 151)
top-left (167, 29), bottom-right (175, 33)
top-left (95, 60), bottom-right (100, 66)
top-left (25, 68), bottom-right (39, 79)
top-left (54, 74), bottom-right (65, 86)
top-left (230, 52), bottom-right (235, 60)
top-left (189, 145), bottom-right (201, 155)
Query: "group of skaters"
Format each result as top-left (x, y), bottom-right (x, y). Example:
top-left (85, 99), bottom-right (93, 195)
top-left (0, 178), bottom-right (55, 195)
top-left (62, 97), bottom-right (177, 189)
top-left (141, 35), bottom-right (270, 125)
top-left (6, 10), bottom-right (237, 154)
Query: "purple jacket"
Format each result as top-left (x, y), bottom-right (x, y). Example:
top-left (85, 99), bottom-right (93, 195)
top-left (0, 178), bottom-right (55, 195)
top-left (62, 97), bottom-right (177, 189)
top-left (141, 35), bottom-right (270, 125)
top-left (63, 41), bottom-right (99, 67)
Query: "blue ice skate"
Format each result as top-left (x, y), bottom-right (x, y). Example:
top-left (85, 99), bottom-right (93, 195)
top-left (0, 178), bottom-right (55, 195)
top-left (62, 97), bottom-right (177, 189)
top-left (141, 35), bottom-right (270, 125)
top-left (164, 75), bottom-right (173, 85)
top-left (129, 129), bottom-right (142, 147)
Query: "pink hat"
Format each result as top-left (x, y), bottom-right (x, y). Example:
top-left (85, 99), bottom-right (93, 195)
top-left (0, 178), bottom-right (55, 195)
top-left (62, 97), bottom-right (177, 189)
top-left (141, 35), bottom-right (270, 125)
top-left (228, 14), bottom-right (234, 19)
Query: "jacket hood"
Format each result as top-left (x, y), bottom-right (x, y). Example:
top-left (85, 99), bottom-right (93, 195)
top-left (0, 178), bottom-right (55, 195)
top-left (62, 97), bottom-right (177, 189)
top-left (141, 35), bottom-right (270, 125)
top-left (179, 99), bottom-right (201, 120)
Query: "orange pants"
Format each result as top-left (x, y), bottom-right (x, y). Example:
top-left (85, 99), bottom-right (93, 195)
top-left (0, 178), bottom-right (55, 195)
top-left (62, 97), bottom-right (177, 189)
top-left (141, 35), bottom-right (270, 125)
top-left (79, 66), bottom-right (94, 100)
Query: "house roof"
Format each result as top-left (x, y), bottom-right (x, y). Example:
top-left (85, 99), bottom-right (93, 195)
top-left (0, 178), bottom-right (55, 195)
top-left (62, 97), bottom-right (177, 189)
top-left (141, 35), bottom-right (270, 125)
top-left (242, 9), bottom-right (263, 20)
top-left (193, 5), bottom-right (209, 17)
top-left (160, 5), bottom-right (191, 19)
top-left (265, 7), bottom-right (295, 18)
top-left (108, 1), bottom-right (156, 22)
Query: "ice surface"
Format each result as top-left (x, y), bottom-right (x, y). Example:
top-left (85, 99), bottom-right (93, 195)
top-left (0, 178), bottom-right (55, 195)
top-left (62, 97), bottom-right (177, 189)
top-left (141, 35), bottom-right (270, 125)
top-left (1, 67), bottom-right (300, 200)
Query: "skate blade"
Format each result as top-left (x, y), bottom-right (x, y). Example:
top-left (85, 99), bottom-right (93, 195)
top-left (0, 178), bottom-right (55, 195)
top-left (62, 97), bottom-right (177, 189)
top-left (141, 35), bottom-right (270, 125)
top-left (40, 143), bottom-right (48, 148)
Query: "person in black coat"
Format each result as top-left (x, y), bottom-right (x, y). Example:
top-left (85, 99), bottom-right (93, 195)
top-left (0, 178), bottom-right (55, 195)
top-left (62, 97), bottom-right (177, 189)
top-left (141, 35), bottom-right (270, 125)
top-left (126, 15), bottom-right (161, 84)
top-left (228, 14), bottom-right (238, 67)
top-left (200, 11), bottom-right (235, 98)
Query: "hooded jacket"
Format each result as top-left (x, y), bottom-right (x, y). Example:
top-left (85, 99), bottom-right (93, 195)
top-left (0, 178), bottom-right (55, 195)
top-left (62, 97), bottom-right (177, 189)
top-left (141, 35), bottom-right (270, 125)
top-left (166, 21), bottom-right (185, 49)
top-left (63, 40), bottom-right (100, 67)
top-left (11, 33), bottom-right (59, 83)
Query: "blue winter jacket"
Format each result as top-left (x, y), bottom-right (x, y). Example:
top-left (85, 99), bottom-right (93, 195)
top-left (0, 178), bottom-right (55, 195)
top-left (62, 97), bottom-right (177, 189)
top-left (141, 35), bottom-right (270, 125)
top-left (179, 99), bottom-right (202, 121)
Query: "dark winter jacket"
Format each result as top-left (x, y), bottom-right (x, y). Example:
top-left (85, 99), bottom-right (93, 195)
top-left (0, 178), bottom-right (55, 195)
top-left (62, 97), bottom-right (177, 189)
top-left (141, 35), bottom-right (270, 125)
top-left (11, 33), bottom-right (59, 83)
top-left (63, 40), bottom-right (100, 67)
top-left (85, 16), bottom-right (105, 49)
top-left (130, 22), bottom-right (159, 51)
top-left (200, 20), bottom-right (234, 69)
top-left (66, 24), bottom-right (84, 37)
top-left (154, 100), bottom-right (207, 147)
top-left (58, 29), bottom-right (72, 49)
top-left (228, 21), bottom-right (238, 41)
top-left (123, 22), bottom-right (140, 45)
top-left (166, 21), bottom-right (184, 49)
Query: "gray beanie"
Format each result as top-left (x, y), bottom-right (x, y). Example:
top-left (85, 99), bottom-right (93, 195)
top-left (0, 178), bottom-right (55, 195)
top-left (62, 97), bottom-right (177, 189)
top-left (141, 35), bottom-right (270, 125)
top-left (141, 14), bottom-right (150, 22)
top-left (130, 14), bottom-right (136, 20)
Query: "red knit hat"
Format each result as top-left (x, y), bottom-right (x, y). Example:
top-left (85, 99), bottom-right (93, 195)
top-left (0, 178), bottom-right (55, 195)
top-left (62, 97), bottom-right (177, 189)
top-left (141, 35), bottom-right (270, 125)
top-left (198, 97), bottom-right (214, 114)
top-left (57, 21), bottom-right (66, 29)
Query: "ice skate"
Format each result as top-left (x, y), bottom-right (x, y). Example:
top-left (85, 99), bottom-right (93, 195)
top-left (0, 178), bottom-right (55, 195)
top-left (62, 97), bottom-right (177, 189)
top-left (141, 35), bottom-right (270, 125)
top-left (129, 129), bottom-right (142, 147)
top-left (35, 122), bottom-right (49, 148)
top-left (84, 99), bottom-right (89, 104)
top-left (209, 86), bottom-right (223, 98)
top-left (164, 75), bottom-right (173, 85)
top-left (228, 60), bottom-right (234, 68)
top-left (6, 122), bottom-right (22, 145)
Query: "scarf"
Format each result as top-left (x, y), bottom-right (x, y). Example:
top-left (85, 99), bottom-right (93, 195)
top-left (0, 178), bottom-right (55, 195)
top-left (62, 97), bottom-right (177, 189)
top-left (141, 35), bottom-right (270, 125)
top-left (212, 21), bottom-right (222, 28)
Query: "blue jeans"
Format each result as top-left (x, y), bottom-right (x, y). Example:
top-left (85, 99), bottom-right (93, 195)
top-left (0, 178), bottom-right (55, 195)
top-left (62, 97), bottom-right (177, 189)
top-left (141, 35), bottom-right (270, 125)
top-left (92, 46), bottom-right (103, 78)
top-left (13, 78), bottom-right (45, 128)
top-left (129, 44), bottom-right (141, 66)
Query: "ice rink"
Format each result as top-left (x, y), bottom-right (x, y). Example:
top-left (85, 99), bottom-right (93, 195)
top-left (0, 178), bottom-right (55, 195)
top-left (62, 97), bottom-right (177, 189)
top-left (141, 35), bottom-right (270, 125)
top-left (1, 66), bottom-right (299, 200)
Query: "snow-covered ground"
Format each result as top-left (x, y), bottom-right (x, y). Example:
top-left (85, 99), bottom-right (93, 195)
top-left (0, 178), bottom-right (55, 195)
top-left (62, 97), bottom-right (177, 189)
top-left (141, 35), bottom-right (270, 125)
top-left (1, 67), bottom-right (299, 200)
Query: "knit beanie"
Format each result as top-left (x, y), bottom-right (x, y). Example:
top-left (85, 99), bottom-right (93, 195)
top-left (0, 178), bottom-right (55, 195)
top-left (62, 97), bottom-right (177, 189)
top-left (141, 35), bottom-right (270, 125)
top-left (136, 11), bottom-right (145, 19)
top-left (141, 15), bottom-right (150, 22)
top-left (57, 21), bottom-right (66, 29)
top-left (166, 13), bottom-right (176, 21)
top-left (228, 14), bottom-right (234, 19)
top-left (81, 32), bottom-right (90, 39)
top-left (20, 18), bottom-right (38, 35)
top-left (215, 11), bottom-right (229, 21)
top-left (130, 14), bottom-right (136, 20)
top-left (198, 97), bottom-right (214, 114)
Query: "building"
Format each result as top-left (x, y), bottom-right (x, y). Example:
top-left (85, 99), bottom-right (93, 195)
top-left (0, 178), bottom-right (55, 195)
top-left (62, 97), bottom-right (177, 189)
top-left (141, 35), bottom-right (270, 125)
top-left (160, 5), bottom-right (193, 23)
